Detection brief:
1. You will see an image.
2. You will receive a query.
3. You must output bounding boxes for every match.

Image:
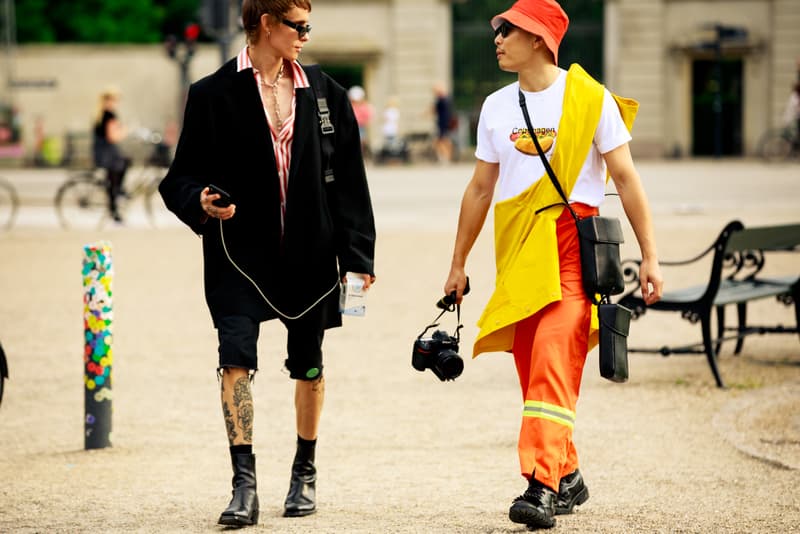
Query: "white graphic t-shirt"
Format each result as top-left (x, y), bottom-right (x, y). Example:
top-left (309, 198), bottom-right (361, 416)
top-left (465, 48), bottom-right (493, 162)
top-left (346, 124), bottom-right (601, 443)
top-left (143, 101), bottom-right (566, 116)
top-left (475, 69), bottom-right (632, 205)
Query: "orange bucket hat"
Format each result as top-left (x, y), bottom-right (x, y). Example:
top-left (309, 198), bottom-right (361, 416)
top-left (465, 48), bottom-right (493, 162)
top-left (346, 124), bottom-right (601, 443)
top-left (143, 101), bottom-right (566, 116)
top-left (491, 0), bottom-right (569, 65)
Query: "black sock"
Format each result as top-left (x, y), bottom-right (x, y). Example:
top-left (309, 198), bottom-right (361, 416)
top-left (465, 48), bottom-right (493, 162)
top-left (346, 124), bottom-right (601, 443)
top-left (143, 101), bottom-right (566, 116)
top-left (230, 444), bottom-right (252, 455)
top-left (295, 435), bottom-right (316, 463)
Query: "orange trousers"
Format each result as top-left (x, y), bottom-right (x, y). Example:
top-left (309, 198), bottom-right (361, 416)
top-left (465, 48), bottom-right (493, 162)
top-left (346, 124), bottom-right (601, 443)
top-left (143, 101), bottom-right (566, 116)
top-left (511, 203), bottom-right (597, 492)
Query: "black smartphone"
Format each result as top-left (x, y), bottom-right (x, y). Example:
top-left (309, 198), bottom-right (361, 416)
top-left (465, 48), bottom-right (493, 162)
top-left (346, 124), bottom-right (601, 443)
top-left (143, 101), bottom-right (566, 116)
top-left (208, 184), bottom-right (232, 207)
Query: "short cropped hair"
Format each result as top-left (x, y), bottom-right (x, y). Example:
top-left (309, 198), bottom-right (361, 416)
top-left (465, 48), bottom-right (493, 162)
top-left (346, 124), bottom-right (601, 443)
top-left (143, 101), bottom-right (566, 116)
top-left (242, 0), bottom-right (312, 44)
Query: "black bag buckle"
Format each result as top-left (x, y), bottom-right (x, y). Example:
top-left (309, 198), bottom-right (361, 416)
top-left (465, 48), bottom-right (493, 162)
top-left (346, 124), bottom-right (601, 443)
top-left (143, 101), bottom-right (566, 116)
top-left (317, 98), bottom-right (335, 135)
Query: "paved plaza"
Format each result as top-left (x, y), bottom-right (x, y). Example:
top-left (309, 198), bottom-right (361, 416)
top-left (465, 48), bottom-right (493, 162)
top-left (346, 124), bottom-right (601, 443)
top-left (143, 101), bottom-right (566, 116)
top-left (0, 159), bottom-right (798, 532)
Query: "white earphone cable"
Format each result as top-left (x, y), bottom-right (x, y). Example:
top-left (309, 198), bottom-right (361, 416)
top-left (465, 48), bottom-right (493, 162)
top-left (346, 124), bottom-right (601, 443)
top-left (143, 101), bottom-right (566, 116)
top-left (218, 218), bottom-right (339, 321)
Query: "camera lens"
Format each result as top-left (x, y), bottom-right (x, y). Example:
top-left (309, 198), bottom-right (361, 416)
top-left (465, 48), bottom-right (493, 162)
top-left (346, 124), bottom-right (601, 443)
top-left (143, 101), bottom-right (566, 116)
top-left (433, 349), bottom-right (464, 380)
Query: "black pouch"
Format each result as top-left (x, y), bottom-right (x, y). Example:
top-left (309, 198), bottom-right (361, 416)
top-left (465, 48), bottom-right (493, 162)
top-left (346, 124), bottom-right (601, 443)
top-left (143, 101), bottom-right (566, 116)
top-left (598, 303), bottom-right (631, 382)
top-left (576, 216), bottom-right (625, 299)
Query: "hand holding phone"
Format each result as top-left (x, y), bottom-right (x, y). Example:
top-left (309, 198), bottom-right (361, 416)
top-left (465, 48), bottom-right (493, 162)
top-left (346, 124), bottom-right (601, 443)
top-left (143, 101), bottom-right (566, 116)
top-left (208, 184), bottom-right (232, 208)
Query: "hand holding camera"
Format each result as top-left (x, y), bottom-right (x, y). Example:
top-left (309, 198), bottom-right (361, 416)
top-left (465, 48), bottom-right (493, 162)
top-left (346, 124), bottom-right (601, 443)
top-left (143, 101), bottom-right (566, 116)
top-left (437, 276), bottom-right (471, 310)
top-left (412, 277), bottom-right (471, 382)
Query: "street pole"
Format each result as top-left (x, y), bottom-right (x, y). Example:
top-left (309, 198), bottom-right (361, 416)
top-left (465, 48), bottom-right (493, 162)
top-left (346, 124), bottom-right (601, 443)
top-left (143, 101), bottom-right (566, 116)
top-left (214, 0), bottom-right (231, 66)
top-left (2, 0), bottom-right (16, 99)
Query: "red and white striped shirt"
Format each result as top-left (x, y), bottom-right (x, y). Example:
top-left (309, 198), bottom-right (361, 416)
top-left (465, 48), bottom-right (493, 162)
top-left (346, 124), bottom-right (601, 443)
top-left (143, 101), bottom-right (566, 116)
top-left (237, 47), bottom-right (310, 232)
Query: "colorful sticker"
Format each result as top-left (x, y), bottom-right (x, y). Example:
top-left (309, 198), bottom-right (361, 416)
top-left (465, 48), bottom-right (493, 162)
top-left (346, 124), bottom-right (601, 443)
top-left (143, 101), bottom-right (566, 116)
top-left (83, 242), bottom-right (113, 445)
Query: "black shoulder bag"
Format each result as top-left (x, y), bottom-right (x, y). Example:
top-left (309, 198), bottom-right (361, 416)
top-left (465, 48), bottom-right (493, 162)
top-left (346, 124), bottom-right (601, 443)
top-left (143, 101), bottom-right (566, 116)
top-left (518, 89), bottom-right (630, 383)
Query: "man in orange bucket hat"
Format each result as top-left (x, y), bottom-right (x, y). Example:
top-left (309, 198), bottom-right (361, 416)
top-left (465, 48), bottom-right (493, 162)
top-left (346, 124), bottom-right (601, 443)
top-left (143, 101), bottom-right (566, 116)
top-left (491, 0), bottom-right (569, 65)
top-left (443, 0), bottom-right (663, 529)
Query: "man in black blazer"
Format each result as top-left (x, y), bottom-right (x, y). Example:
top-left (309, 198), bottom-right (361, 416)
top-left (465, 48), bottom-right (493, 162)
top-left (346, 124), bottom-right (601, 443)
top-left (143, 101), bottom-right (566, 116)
top-left (159, 0), bottom-right (375, 526)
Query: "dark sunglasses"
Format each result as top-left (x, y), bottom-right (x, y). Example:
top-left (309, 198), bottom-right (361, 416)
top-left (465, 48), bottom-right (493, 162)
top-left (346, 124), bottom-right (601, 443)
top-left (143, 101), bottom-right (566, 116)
top-left (282, 19), bottom-right (312, 38)
top-left (494, 20), bottom-right (516, 38)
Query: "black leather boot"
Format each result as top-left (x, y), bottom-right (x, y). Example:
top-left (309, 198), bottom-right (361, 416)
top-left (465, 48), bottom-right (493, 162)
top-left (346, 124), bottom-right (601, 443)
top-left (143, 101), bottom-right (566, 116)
top-left (555, 469), bottom-right (589, 515)
top-left (218, 453), bottom-right (259, 526)
top-left (509, 477), bottom-right (557, 529)
top-left (283, 439), bottom-right (317, 517)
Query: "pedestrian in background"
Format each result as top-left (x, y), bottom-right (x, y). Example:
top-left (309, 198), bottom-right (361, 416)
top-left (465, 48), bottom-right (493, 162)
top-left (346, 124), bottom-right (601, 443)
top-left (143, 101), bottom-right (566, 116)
top-left (348, 85), bottom-right (374, 158)
top-left (442, 0), bottom-right (662, 529)
top-left (433, 82), bottom-right (455, 163)
top-left (382, 95), bottom-right (401, 146)
top-left (782, 82), bottom-right (800, 148)
top-left (92, 87), bottom-right (130, 223)
top-left (159, 0), bottom-right (375, 527)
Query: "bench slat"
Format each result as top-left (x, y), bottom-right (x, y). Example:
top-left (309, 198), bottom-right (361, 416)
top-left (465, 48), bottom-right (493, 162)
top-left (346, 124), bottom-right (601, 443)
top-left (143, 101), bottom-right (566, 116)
top-left (654, 276), bottom-right (798, 306)
top-left (725, 224), bottom-right (800, 253)
top-left (713, 277), bottom-right (798, 306)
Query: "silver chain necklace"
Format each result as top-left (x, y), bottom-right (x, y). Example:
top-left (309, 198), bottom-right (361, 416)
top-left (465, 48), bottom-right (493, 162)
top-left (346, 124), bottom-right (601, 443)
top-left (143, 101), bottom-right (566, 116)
top-left (261, 61), bottom-right (285, 130)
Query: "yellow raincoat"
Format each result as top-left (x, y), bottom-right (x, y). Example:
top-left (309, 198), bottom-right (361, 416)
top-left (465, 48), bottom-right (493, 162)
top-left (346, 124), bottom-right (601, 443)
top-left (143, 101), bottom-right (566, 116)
top-left (474, 64), bottom-right (638, 357)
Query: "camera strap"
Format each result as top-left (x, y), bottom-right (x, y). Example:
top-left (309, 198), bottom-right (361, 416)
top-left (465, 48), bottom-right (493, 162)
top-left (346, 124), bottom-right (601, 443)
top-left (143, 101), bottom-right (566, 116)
top-left (416, 302), bottom-right (463, 343)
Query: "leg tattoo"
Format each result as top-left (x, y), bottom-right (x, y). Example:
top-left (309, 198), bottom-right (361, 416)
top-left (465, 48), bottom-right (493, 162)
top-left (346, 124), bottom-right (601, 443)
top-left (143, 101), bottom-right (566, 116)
top-left (223, 401), bottom-right (237, 444)
top-left (233, 377), bottom-right (254, 443)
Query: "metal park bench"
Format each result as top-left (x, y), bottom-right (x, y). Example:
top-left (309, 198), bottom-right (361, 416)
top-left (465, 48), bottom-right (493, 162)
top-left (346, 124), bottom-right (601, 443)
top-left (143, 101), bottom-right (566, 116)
top-left (617, 220), bottom-right (800, 388)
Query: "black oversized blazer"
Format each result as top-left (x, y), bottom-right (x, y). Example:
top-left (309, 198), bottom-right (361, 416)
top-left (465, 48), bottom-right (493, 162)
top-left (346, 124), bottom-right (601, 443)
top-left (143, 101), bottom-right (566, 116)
top-left (159, 58), bottom-right (376, 325)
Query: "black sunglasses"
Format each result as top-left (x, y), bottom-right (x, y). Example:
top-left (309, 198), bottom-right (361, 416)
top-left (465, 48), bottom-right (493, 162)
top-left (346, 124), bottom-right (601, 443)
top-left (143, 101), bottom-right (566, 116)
top-left (494, 21), bottom-right (516, 38)
top-left (282, 19), bottom-right (312, 38)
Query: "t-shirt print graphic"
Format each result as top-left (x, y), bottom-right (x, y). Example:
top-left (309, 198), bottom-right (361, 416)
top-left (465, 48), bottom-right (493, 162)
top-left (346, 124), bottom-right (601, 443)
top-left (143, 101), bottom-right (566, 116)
top-left (509, 127), bottom-right (557, 156)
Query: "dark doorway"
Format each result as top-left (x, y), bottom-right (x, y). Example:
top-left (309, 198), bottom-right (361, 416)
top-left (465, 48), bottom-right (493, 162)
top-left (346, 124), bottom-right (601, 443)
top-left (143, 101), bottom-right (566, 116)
top-left (692, 58), bottom-right (743, 156)
top-left (319, 63), bottom-right (364, 92)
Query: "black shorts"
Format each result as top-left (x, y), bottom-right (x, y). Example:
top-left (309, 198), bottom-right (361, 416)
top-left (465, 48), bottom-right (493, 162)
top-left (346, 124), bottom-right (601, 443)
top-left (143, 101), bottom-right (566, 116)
top-left (216, 313), bottom-right (325, 381)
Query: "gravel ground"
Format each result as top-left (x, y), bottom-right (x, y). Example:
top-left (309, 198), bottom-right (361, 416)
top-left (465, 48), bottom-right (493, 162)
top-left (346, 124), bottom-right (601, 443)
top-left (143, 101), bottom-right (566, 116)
top-left (0, 160), bottom-right (798, 533)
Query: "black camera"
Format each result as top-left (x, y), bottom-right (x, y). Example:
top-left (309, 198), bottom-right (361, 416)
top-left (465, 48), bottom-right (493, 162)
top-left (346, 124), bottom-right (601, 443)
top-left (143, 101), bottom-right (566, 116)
top-left (412, 329), bottom-right (464, 381)
top-left (412, 277), bottom-right (470, 382)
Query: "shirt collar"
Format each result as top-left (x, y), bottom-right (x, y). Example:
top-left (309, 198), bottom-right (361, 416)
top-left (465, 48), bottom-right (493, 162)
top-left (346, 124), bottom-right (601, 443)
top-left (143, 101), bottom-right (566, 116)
top-left (237, 46), bottom-right (309, 89)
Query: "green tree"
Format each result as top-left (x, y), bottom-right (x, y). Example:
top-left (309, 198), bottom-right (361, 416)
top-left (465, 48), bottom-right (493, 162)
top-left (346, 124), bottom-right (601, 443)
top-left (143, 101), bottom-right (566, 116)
top-left (15, 0), bottom-right (201, 43)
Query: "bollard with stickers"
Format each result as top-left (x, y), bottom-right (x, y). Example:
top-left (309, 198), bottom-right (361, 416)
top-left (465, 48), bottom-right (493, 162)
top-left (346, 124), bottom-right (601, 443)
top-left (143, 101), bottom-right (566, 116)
top-left (82, 242), bottom-right (114, 449)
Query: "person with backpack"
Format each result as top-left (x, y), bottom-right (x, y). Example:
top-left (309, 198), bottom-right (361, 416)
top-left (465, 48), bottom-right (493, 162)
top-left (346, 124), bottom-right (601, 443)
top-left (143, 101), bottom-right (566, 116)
top-left (159, 0), bottom-right (375, 527)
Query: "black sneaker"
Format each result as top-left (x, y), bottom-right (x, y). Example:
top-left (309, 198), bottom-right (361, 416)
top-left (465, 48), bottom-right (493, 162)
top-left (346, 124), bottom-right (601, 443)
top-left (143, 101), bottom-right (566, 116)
top-left (555, 469), bottom-right (589, 515)
top-left (509, 478), bottom-right (556, 529)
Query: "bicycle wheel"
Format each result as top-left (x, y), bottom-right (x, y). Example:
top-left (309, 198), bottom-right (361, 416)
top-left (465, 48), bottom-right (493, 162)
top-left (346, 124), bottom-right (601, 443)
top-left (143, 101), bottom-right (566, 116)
top-left (758, 128), bottom-right (793, 162)
top-left (0, 179), bottom-right (19, 231)
top-left (55, 172), bottom-right (108, 229)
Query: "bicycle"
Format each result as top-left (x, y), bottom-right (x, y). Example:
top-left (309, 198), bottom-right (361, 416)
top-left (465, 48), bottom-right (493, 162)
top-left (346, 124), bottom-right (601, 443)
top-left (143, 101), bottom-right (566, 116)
top-left (757, 125), bottom-right (800, 162)
top-left (54, 129), bottom-right (170, 229)
top-left (0, 178), bottom-right (19, 231)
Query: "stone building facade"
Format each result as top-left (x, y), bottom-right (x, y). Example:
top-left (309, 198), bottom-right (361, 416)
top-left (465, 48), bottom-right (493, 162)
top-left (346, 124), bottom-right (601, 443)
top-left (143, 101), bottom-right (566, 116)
top-left (3, 0), bottom-right (798, 161)
top-left (2, 0), bottom-right (453, 161)
top-left (605, 0), bottom-right (800, 157)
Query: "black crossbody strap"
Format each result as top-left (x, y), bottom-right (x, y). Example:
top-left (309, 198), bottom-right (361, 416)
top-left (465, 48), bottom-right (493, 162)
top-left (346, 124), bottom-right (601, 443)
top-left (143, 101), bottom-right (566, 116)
top-left (303, 64), bottom-right (336, 184)
top-left (517, 89), bottom-right (578, 223)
